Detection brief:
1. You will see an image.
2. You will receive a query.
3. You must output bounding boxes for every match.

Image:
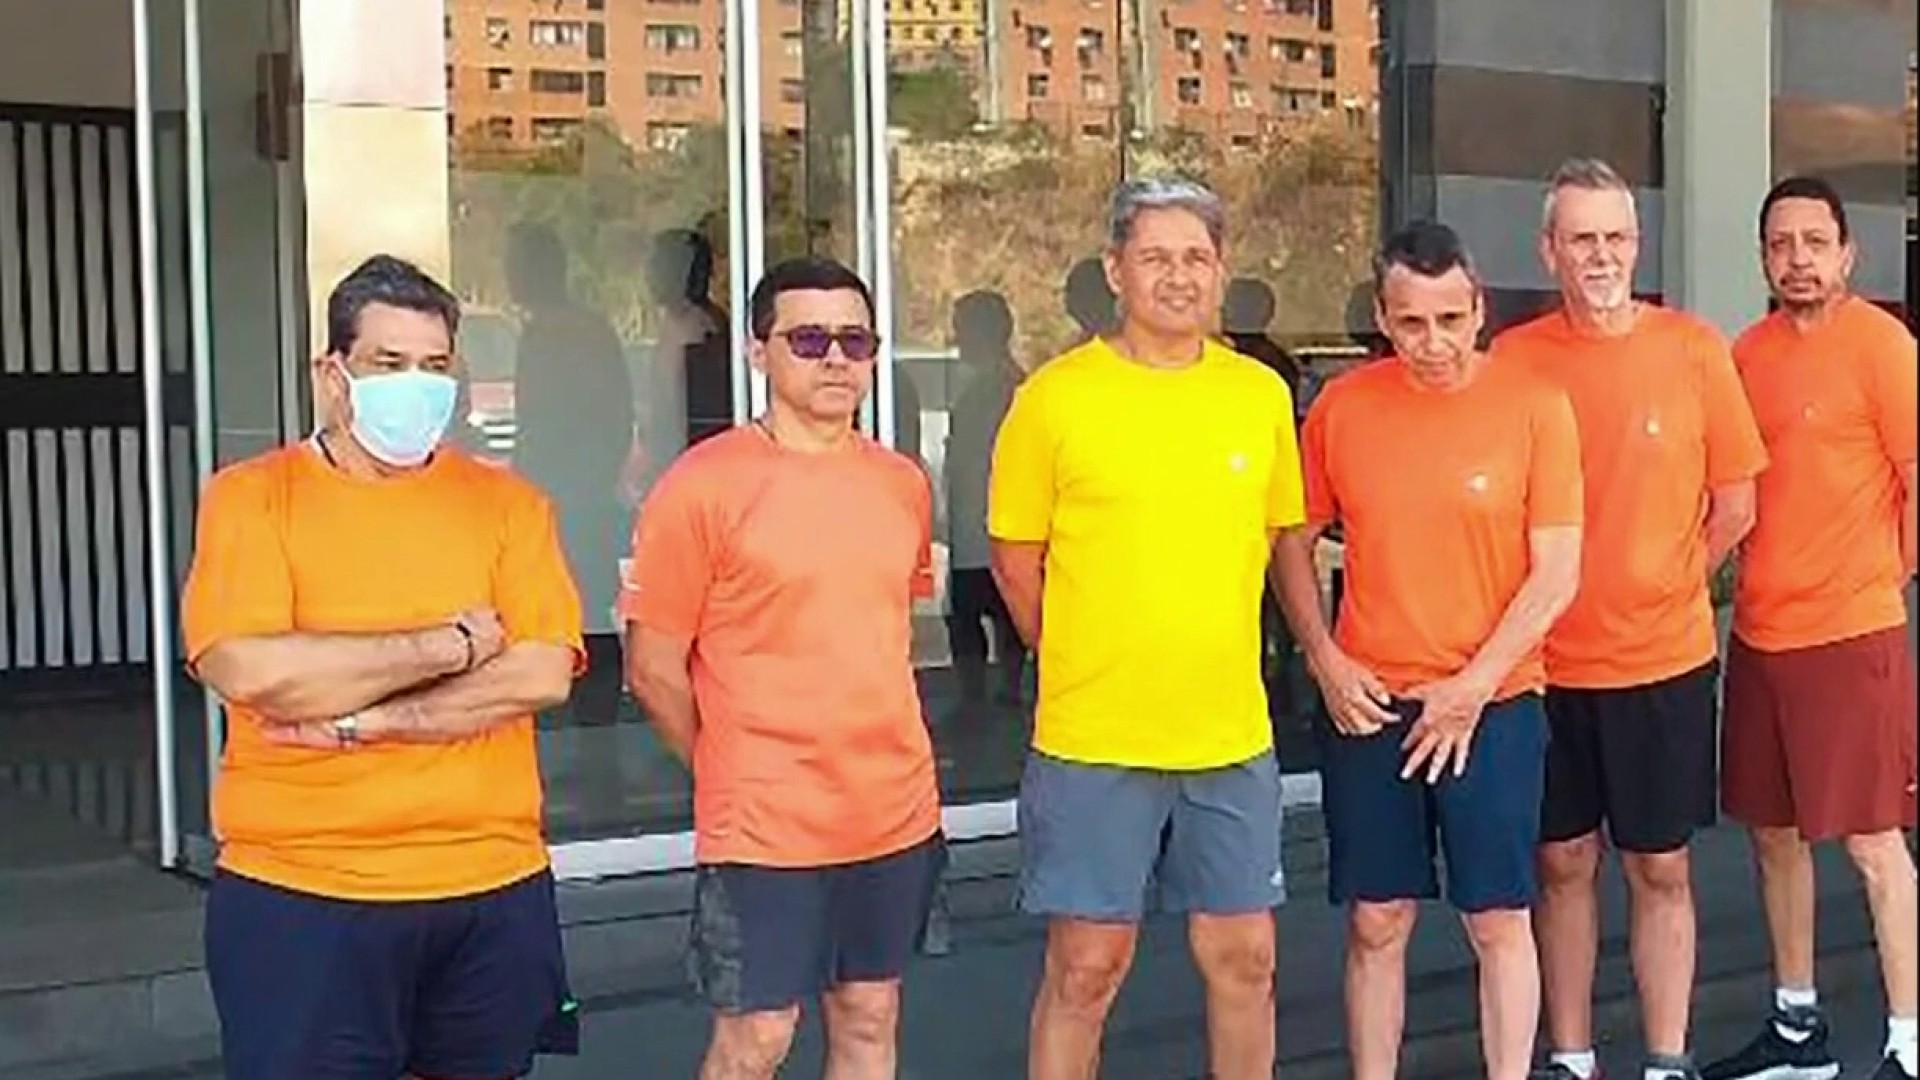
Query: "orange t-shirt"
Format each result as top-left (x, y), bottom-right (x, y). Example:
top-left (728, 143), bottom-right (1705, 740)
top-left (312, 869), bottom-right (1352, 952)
top-left (1732, 297), bottom-right (1918, 652)
top-left (619, 426), bottom-right (942, 869)
top-left (1302, 357), bottom-right (1584, 700)
top-left (181, 444), bottom-right (585, 902)
top-left (1497, 308), bottom-right (1769, 688)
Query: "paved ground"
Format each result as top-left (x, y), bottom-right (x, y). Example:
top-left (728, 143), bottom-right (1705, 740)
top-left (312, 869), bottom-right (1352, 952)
top-left (41, 820), bottom-right (1895, 1080)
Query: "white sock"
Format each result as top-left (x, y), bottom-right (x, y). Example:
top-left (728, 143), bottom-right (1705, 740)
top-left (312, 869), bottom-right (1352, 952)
top-left (1552, 1050), bottom-right (1599, 1079)
top-left (1888, 1016), bottom-right (1917, 1075)
top-left (1646, 1059), bottom-right (1692, 1080)
top-left (1773, 986), bottom-right (1818, 1042)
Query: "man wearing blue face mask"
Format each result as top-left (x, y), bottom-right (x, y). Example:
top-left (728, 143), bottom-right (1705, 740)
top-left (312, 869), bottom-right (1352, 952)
top-left (180, 254), bottom-right (589, 1080)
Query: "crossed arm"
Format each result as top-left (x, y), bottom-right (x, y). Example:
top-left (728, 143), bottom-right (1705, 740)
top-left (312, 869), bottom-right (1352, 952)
top-left (193, 620), bottom-right (575, 747)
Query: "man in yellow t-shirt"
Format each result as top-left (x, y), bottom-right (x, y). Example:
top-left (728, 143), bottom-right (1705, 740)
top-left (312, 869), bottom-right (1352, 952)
top-left (989, 178), bottom-right (1305, 1080)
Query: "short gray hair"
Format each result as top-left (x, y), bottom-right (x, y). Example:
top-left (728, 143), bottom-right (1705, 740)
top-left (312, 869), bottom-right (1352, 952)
top-left (1108, 178), bottom-right (1226, 252)
top-left (1541, 157), bottom-right (1636, 232)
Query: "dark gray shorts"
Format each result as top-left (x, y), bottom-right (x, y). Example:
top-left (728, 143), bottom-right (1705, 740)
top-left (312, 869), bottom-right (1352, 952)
top-left (1017, 750), bottom-right (1285, 921)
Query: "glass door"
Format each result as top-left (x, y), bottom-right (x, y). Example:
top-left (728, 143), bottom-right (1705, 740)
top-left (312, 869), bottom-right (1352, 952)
top-left (144, 0), bottom-right (301, 874)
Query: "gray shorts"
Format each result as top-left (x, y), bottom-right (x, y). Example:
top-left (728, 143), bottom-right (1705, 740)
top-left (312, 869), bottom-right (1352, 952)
top-left (1017, 750), bottom-right (1285, 921)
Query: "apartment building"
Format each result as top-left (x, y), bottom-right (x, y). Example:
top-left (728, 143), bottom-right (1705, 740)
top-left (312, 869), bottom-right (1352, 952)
top-left (446, 0), bottom-right (1377, 151)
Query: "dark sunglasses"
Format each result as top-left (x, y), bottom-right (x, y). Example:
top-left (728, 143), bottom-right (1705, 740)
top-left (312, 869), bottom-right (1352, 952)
top-left (774, 325), bottom-right (881, 362)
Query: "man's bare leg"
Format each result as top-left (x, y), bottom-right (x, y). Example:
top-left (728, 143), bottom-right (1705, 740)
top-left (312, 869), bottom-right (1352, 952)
top-left (1622, 848), bottom-right (1698, 1060)
top-left (1842, 829), bottom-right (1919, 1069)
top-left (701, 1006), bottom-right (802, 1080)
top-left (1347, 900), bottom-right (1418, 1080)
top-left (1752, 827), bottom-right (1819, 994)
top-left (1537, 833), bottom-right (1603, 1068)
top-left (1189, 911), bottom-right (1278, 1080)
top-left (823, 980), bottom-right (903, 1080)
top-left (1029, 919), bottom-right (1137, 1080)
top-left (1462, 907), bottom-right (1541, 1080)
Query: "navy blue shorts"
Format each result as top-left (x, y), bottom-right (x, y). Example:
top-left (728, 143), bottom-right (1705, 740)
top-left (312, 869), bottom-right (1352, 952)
top-left (1318, 694), bottom-right (1549, 913)
top-left (687, 833), bottom-right (946, 1014)
top-left (206, 869), bottom-right (579, 1080)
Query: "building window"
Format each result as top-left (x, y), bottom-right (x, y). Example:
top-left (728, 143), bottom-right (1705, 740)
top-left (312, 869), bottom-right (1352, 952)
top-left (1081, 74), bottom-right (1107, 101)
top-left (1177, 76), bottom-right (1202, 104)
top-left (1320, 89), bottom-right (1336, 109)
top-left (587, 0), bottom-right (605, 8)
top-left (586, 71), bottom-right (607, 107)
top-left (530, 117), bottom-right (583, 141)
top-left (645, 72), bottom-right (703, 97)
top-left (1225, 32), bottom-right (1249, 58)
top-left (1173, 27), bottom-right (1202, 55)
top-left (1026, 25), bottom-right (1052, 49)
top-left (1027, 72), bottom-right (1050, 98)
top-left (646, 24), bottom-right (702, 52)
top-left (1317, 0), bottom-right (1334, 30)
top-left (1284, 0), bottom-right (1313, 14)
top-left (529, 20), bottom-right (586, 47)
top-left (530, 69), bottom-right (586, 94)
top-left (1078, 27), bottom-right (1105, 54)
top-left (1230, 81), bottom-right (1253, 108)
top-left (645, 122), bottom-right (691, 150)
top-left (782, 31), bottom-right (804, 58)
top-left (484, 116), bottom-right (514, 140)
top-left (1320, 44), bottom-right (1337, 78)
top-left (587, 21), bottom-right (606, 59)
top-left (487, 67), bottom-right (513, 91)
top-left (485, 17), bottom-right (510, 47)
top-left (780, 78), bottom-right (805, 103)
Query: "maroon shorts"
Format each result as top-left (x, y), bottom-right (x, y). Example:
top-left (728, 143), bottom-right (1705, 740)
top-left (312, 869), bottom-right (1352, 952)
top-left (1721, 625), bottom-right (1917, 841)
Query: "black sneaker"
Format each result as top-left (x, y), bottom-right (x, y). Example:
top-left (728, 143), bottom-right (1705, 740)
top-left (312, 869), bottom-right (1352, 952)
top-left (1701, 1011), bottom-right (1840, 1080)
top-left (1530, 1063), bottom-right (1605, 1080)
top-left (1868, 1054), bottom-right (1917, 1080)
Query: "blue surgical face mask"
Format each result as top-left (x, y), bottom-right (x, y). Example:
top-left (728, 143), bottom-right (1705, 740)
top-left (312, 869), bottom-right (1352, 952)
top-left (339, 366), bottom-right (458, 467)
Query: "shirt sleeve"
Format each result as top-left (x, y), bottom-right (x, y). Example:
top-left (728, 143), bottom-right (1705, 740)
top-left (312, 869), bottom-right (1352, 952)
top-left (1866, 319), bottom-right (1919, 469)
top-left (987, 379), bottom-right (1056, 544)
top-left (619, 465), bottom-right (717, 639)
top-left (911, 467), bottom-right (936, 600)
top-left (1267, 382), bottom-right (1307, 529)
top-left (496, 485), bottom-right (587, 672)
top-left (1696, 327), bottom-right (1770, 486)
top-left (1528, 387), bottom-right (1585, 528)
top-left (180, 463), bottom-right (295, 665)
top-left (1300, 394), bottom-right (1339, 528)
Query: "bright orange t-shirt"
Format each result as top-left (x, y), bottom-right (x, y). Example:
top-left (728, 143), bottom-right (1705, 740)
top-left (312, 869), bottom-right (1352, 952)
top-left (181, 444), bottom-right (585, 902)
top-left (619, 426), bottom-right (942, 869)
top-left (1732, 297), bottom-right (1918, 652)
top-left (1498, 307), bottom-right (1768, 688)
top-left (1302, 357), bottom-right (1584, 700)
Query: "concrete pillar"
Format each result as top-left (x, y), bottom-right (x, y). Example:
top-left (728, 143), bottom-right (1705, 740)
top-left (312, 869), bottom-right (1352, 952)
top-left (1663, 0), bottom-right (1773, 336)
top-left (297, 0), bottom-right (451, 355)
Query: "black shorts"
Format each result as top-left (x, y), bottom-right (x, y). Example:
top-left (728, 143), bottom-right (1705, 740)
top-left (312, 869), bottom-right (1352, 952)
top-left (206, 869), bottom-right (579, 1080)
top-left (1542, 660), bottom-right (1719, 854)
top-left (688, 833), bottom-right (947, 1013)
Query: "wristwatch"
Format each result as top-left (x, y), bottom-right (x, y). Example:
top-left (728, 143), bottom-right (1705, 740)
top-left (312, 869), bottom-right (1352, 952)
top-left (332, 713), bottom-right (361, 749)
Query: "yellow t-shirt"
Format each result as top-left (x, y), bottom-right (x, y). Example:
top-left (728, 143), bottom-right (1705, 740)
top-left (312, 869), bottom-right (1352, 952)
top-left (988, 337), bottom-right (1305, 770)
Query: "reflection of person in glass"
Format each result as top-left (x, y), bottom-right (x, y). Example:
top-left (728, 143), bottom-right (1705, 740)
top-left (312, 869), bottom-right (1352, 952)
top-left (621, 258), bottom-right (944, 1080)
top-left (944, 289), bottom-right (1029, 709)
top-left (990, 179), bottom-right (1302, 1080)
top-left (645, 227), bottom-right (732, 455)
top-left (1270, 222), bottom-right (1584, 1080)
top-left (1063, 255), bottom-right (1117, 343)
top-left (181, 256), bottom-right (584, 1077)
top-left (508, 221), bottom-right (635, 649)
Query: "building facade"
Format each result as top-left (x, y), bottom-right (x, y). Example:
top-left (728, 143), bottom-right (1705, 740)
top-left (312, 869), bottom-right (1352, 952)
top-left (0, 0), bottom-right (1913, 894)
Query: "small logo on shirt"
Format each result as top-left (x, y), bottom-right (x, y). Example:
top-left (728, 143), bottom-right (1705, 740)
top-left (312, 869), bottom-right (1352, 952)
top-left (1466, 472), bottom-right (1491, 494)
top-left (1644, 417), bottom-right (1663, 436)
top-left (1228, 452), bottom-right (1248, 473)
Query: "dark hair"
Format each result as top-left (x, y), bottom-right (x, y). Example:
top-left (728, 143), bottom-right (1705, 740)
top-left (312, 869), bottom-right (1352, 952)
top-left (326, 255), bottom-right (461, 356)
top-left (953, 289), bottom-right (1013, 343)
top-left (1372, 220), bottom-right (1481, 297)
top-left (748, 257), bottom-right (872, 340)
top-left (1759, 176), bottom-right (1851, 243)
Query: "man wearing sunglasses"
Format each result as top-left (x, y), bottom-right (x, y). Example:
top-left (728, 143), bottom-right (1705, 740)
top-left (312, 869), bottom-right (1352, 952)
top-left (622, 257), bottom-right (943, 1080)
top-left (991, 178), bottom-right (1303, 1080)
